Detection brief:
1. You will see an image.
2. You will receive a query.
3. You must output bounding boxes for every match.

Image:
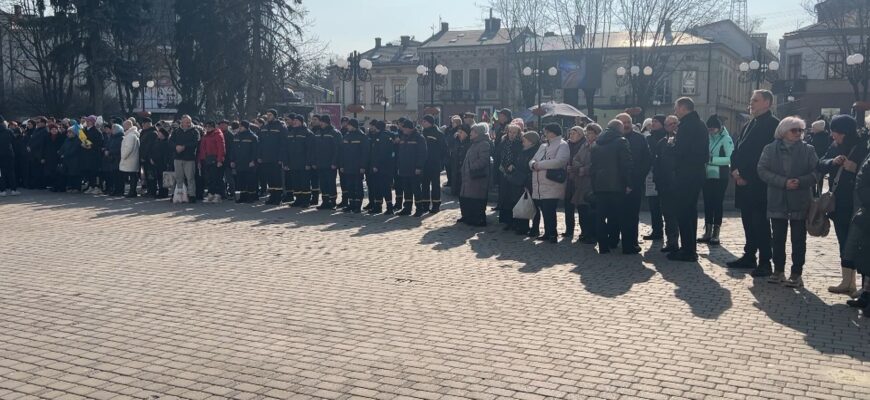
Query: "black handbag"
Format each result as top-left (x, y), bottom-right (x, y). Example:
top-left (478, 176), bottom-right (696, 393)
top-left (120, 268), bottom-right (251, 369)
top-left (546, 168), bottom-right (567, 183)
top-left (205, 154), bottom-right (218, 165)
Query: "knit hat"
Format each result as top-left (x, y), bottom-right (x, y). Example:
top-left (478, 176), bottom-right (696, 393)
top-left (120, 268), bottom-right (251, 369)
top-left (706, 115), bottom-right (722, 129)
top-left (510, 118), bottom-right (525, 131)
top-left (347, 118), bottom-right (360, 129)
top-left (544, 123), bottom-right (562, 136)
top-left (400, 119), bottom-right (415, 130)
top-left (522, 131), bottom-right (541, 146)
top-left (422, 114), bottom-right (436, 125)
top-left (85, 115), bottom-right (97, 124)
top-left (652, 115), bottom-right (666, 126)
top-left (830, 114), bottom-right (857, 137)
top-left (291, 114), bottom-right (305, 123)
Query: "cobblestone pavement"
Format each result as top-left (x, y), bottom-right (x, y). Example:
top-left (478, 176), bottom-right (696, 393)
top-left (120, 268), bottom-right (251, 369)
top-left (1, 189), bottom-right (869, 400)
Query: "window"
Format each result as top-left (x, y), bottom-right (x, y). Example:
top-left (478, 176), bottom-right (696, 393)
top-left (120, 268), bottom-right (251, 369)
top-left (680, 71), bottom-right (696, 96)
top-left (655, 74), bottom-right (673, 103)
top-left (393, 82), bottom-right (406, 104)
top-left (469, 69), bottom-right (481, 92)
top-left (486, 68), bottom-right (498, 91)
top-left (788, 54), bottom-right (803, 80)
top-left (826, 52), bottom-right (844, 79)
top-left (356, 84), bottom-right (366, 104)
top-left (372, 83), bottom-right (385, 103)
top-left (451, 69), bottom-right (463, 90)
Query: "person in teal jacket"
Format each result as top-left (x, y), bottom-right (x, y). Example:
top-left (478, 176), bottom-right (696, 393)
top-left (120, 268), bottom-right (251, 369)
top-left (699, 115), bottom-right (734, 245)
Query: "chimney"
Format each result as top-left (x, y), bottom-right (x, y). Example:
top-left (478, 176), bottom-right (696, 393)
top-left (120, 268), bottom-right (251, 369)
top-left (400, 35), bottom-right (410, 46)
top-left (375, 37), bottom-right (382, 48)
top-left (14, 4), bottom-right (22, 15)
top-left (750, 33), bottom-right (767, 49)
top-left (490, 18), bottom-right (501, 32)
top-left (663, 19), bottom-right (674, 44)
top-left (544, 31), bottom-right (556, 37)
top-left (574, 23), bottom-right (586, 41)
top-left (441, 22), bottom-right (449, 33)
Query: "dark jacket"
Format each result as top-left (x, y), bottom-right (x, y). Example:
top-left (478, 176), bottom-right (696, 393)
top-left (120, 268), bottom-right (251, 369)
top-left (150, 133), bottom-right (172, 170)
top-left (256, 120), bottom-right (287, 164)
top-left (313, 125), bottom-right (342, 168)
top-left (46, 132), bottom-right (64, 172)
top-left (515, 145), bottom-right (539, 193)
top-left (646, 129), bottom-right (667, 150)
top-left (396, 130), bottom-right (428, 177)
top-left (338, 129), bottom-right (370, 173)
top-left (0, 125), bottom-right (15, 160)
top-left (369, 130), bottom-right (395, 173)
top-left (60, 135), bottom-right (82, 176)
top-left (625, 130), bottom-right (650, 191)
top-left (422, 125), bottom-right (448, 173)
top-left (170, 126), bottom-right (201, 161)
top-left (105, 130), bottom-right (124, 169)
top-left (653, 135), bottom-right (677, 191)
top-left (758, 139), bottom-right (818, 220)
top-left (139, 126), bottom-right (158, 162)
top-left (231, 129), bottom-right (258, 171)
top-left (591, 127), bottom-right (632, 194)
top-left (28, 126), bottom-right (50, 161)
top-left (674, 111), bottom-right (710, 185)
top-left (284, 125), bottom-right (315, 170)
top-left (806, 130), bottom-right (832, 159)
top-left (81, 125), bottom-right (104, 171)
top-left (818, 135), bottom-right (870, 216)
top-left (732, 110), bottom-right (778, 209)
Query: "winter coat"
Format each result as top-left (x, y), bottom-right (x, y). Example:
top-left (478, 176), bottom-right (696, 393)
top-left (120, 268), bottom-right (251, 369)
top-left (197, 129), bottom-right (226, 165)
top-left (338, 129), bottom-right (370, 173)
top-left (591, 127), bottom-right (632, 194)
top-left (565, 138), bottom-right (584, 202)
top-left (0, 125), bottom-right (15, 161)
top-left (46, 132), bottom-right (64, 173)
top-left (313, 125), bottom-right (342, 169)
top-left (422, 125), bottom-right (448, 173)
top-left (570, 141), bottom-right (594, 206)
top-left (757, 139), bottom-right (818, 220)
top-left (460, 133), bottom-right (491, 199)
top-left (732, 110), bottom-right (778, 209)
top-left (817, 135), bottom-right (870, 219)
top-left (852, 157), bottom-right (870, 275)
top-left (119, 128), bottom-right (141, 173)
top-left (396, 130), bottom-right (428, 177)
top-left (60, 136), bottom-right (82, 176)
top-left (652, 135), bottom-right (677, 191)
top-left (27, 126), bottom-right (50, 161)
top-left (257, 120), bottom-right (288, 164)
top-left (284, 125), bottom-right (315, 170)
top-left (231, 129), bottom-right (258, 171)
top-left (706, 128), bottom-right (734, 179)
top-left (81, 125), bottom-right (104, 171)
top-left (625, 130), bottom-right (651, 192)
top-left (497, 137), bottom-right (524, 211)
top-left (150, 135), bottom-right (172, 171)
top-left (674, 110), bottom-right (709, 186)
top-left (806, 130), bottom-right (832, 159)
top-left (529, 137), bottom-right (570, 200)
top-left (170, 127), bottom-right (201, 161)
top-left (105, 129), bottom-right (124, 172)
top-left (451, 138), bottom-right (470, 189)
top-left (139, 126), bottom-right (158, 162)
top-left (369, 130), bottom-right (395, 173)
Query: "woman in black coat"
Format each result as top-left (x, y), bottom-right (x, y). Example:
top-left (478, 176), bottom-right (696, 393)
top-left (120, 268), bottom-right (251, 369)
top-left (512, 132), bottom-right (541, 236)
top-left (845, 154), bottom-right (870, 311)
top-left (451, 127), bottom-right (470, 196)
top-left (497, 124), bottom-right (524, 228)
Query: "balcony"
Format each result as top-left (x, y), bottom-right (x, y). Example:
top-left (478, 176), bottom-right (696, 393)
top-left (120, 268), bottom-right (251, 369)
top-left (437, 90), bottom-right (480, 102)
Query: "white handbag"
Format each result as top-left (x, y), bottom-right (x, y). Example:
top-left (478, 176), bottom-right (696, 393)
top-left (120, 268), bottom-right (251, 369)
top-left (512, 190), bottom-right (537, 220)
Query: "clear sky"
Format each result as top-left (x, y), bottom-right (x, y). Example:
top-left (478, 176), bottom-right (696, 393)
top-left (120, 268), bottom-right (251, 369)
top-left (305, 0), bottom-right (809, 58)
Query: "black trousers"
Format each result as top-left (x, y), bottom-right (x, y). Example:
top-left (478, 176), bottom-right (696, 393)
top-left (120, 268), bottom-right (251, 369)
top-left (675, 181), bottom-right (703, 254)
top-left (0, 161), bottom-right (17, 191)
top-left (28, 158), bottom-right (45, 189)
top-left (621, 189), bottom-right (642, 249)
top-left (833, 210), bottom-right (855, 269)
top-left (771, 218), bottom-right (807, 276)
top-left (236, 169), bottom-right (258, 199)
top-left (338, 171), bottom-right (348, 201)
top-left (317, 168), bottom-right (337, 202)
top-left (648, 195), bottom-right (663, 235)
top-left (534, 198), bottom-right (559, 238)
top-left (420, 169), bottom-right (441, 208)
top-left (290, 169), bottom-right (311, 199)
top-left (125, 171), bottom-right (139, 196)
top-left (368, 170), bottom-right (392, 204)
top-left (564, 200), bottom-right (578, 235)
top-left (578, 204), bottom-right (597, 240)
top-left (659, 189), bottom-right (681, 245)
top-left (309, 169), bottom-right (320, 202)
top-left (596, 192), bottom-right (624, 250)
top-left (204, 164), bottom-right (224, 196)
top-left (460, 197), bottom-right (487, 225)
top-left (702, 178), bottom-right (729, 226)
top-left (108, 169), bottom-right (124, 195)
top-left (259, 162), bottom-right (283, 192)
top-left (397, 175), bottom-right (422, 208)
top-left (740, 205), bottom-right (772, 263)
top-left (344, 173), bottom-right (364, 206)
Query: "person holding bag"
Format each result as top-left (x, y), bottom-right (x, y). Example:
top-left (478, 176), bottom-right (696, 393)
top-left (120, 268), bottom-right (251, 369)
top-left (699, 115), bottom-right (734, 245)
top-left (508, 131), bottom-right (541, 235)
top-left (818, 115), bottom-right (870, 297)
top-left (529, 123), bottom-right (570, 243)
top-left (758, 117), bottom-right (818, 287)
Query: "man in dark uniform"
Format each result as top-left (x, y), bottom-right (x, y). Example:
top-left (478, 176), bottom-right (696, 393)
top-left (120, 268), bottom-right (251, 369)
top-left (728, 89), bottom-right (778, 276)
top-left (395, 119), bottom-right (428, 216)
top-left (257, 109), bottom-right (287, 205)
top-left (367, 119), bottom-right (395, 214)
top-left (26, 117), bottom-right (50, 189)
top-left (615, 113), bottom-right (650, 254)
top-left (420, 114), bottom-right (448, 214)
top-left (285, 114), bottom-right (315, 207)
top-left (280, 115), bottom-right (295, 204)
top-left (392, 118), bottom-right (407, 208)
top-left (312, 114), bottom-right (342, 210)
top-left (337, 116), bottom-right (350, 208)
top-left (667, 97), bottom-right (710, 262)
top-left (219, 120), bottom-right (235, 199)
top-left (338, 118), bottom-right (369, 213)
top-left (231, 121), bottom-right (259, 203)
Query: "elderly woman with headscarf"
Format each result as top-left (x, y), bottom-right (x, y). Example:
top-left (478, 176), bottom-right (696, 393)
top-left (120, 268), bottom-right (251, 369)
top-left (757, 116), bottom-right (818, 287)
top-left (563, 125), bottom-right (586, 238)
top-left (529, 123), bottom-right (570, 243)
top-left (459, 122), bottom-right (492, 227)
top-left (819, 115), bottom-right (870, 297)
top-left (570, 123), bottom-right (602, 244)
top-left (496, 122), bottom-right (525, 228)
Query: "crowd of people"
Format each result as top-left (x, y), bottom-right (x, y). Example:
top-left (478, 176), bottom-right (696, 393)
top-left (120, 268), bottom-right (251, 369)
top-left (1, 90), bottom-right (869, 312)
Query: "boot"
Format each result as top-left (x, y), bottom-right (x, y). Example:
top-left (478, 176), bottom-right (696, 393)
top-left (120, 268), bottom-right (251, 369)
top-left (829, 267), bottom-right (858, 297)
top-left (846, 291), bottom-right (870, 308)
top-left (429, 202), bottom-right (440, 214)
top-left (709, 225), bottom-right (721, 245)
top-left (397, 202), bottom-right (412, 216)
top-left (368, 203), bottom-right (383, 215)
top-left (337, 197), bottom-right (348, 208)
top-left (363, 201), bottom-right (373, 211)
top-left (384, 203), bottom-right (395, 215)
top-left (727, 254), bottom-right (757, 269)
top-left (266, 191), bottom-right (281, 205)
top-left (352, 200), bottom-right (362, 214)
top-left (697, 224), bottom-right (713, 243)
top-left (310, 191), bottom-right (320, 206)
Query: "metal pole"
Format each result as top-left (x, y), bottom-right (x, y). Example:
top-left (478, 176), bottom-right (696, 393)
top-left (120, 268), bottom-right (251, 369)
top-left (536, 57), bottom-right (542, 130)
top-left (352, 52), bottom-right (358, 118)
top-left (430, 54), bottom-right (435, 113)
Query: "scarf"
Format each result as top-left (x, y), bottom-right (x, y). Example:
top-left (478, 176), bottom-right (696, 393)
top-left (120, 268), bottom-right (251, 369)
top-left (500, 136), bottom-right (519, 169)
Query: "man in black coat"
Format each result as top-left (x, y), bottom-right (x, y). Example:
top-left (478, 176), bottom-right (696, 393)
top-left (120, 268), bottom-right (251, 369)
top-left (284, 114), bottom-right (315, 207)
top-left (667, 98), bottom-right (710, 262)
top-left (420, 114), bottom-right (448, 214)
top-left (0, 117), bottom-right (18, 195)
top-left (219, 120), bottom-right (235, 200)
top-left (81, 116), bottom-right (104, 193)
top-left (615, 113), bottom-right (650, 254)
top-left (591, 120), bottom-right (633, 254)
top-left (338, 118), bottom-right (370, 213)
top-left (311, 114), bottom-right (343, 210)
top-left (395, 119), bottom-right (428, 217)
top-left (728, 89), bottom-right (779, 276)
top-left (257, 109), bottom-right (288, 205)
top-left (139, 118), bottom-right (158, 197)
top-left (366, 119), bottom-right (395, 214)
top-left (26, 117), bottom-right (50, 189)
top-left (231, 121), bottom-right (259, 203)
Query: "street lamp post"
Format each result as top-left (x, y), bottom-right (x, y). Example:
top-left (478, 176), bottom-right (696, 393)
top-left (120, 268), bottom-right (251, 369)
top-left (416, 54), bottom-right (448, 120)
top-left (523, 60), bottom-right (558, 130)
top-left (846, 53), bottom-right (867, 126)
top-left (738, 52), bottom-right (779, 90)
top-left (616, 65), bottom-right (653, 108)
top-left (652, 100), bottom-right (662, 115)
top-left (380, 97), bottom-right (389, 121)
top-left (131, 79), bottom-right (156, 114)
top-left (336, 51), bottom-right (373, 118)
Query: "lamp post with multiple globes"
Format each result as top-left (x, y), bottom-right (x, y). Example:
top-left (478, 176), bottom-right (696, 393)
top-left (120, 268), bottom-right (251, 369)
top-left (336, 51), bottom-right (373, 118)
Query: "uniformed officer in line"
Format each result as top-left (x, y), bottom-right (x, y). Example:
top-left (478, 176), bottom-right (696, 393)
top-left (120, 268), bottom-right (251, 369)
top-left (395, 119), bottom-right (428, 216)
top-left (366, 119), bottom-right (396, 214)
top-left (420, 114), bottom-right (448, 214)
top-left (311, 114), bottom-right (343, 210)
top-left (337, 116), bottom-right (351, 208)
top-left (280, 115), bottom-right (296, 204)
top-left (392, 118), bottom-right (407, 208)
top-left (364, 120), bottom-right (381, 212)
top-left (338, 118), bottom-right (370, 213)
top-left (230, 120), bottom-right (259, 203)
top-left (256, 109), bottom-right (287, 205)
top-left (284, 114), bottom-right (316, 207)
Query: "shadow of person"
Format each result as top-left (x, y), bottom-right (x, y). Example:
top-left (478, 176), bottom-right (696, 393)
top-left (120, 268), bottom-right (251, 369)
top-left (749, 281), bottom-right (869, 361)
top-left (419, 223), bottom-right (480, 251)
top-left (654, 258), bottom-right (733, 319)
top-left (466, 224), bottom-right (580, 273)
top-left (569, 254), bottom-right (656, 298)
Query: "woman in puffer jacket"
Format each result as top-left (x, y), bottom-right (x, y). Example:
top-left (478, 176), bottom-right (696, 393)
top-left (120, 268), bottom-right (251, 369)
top-left (528, 123), bottom-right (570, 243)
top-left (119, 120), bottom-right (141, 198)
